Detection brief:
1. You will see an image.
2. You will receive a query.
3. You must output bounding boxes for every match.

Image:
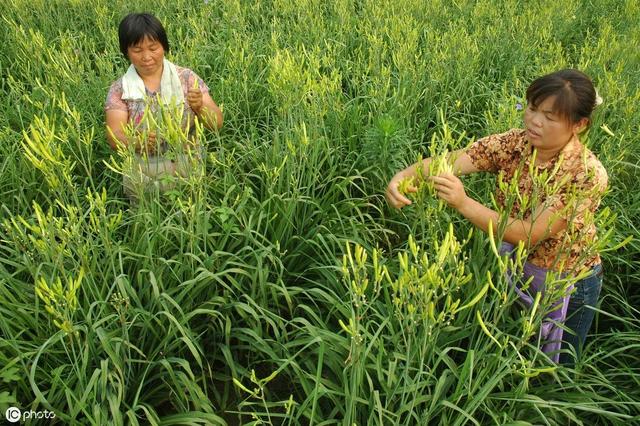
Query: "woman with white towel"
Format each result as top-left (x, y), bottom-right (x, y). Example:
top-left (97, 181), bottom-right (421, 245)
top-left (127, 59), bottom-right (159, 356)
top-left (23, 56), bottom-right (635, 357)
top-left (105, 12), bottom-right (223, 199)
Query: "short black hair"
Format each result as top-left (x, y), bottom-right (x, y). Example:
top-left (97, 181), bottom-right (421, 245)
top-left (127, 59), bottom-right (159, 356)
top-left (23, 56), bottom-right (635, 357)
top-left (118, 13), bottom-right (170, 57)
top-left (526, 69), bottom-right (597, 124)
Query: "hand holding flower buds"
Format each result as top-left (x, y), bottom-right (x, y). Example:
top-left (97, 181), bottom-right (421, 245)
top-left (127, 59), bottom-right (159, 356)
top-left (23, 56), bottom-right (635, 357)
top-left (187, 87), bottom-right (203, 114)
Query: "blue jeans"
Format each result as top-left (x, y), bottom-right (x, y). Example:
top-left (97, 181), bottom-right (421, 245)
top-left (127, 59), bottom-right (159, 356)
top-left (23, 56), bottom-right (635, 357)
top-left (559, 264), bottom-right (603, 366)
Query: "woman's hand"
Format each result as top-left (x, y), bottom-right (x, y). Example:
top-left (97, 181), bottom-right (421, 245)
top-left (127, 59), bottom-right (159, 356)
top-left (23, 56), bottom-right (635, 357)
top-left (187, 88), bottom-right (204, 114)
top-left (430, 173), bottom-right (469, 210)
top-left (386, 171), bottom-right (417, 209)
top-left (134, 131), bottom-right (158, 155)
top-left (187, 86), bottom-right (223, 130)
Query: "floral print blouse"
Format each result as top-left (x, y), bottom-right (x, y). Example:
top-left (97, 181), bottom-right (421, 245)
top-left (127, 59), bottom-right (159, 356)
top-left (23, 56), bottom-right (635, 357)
top-left (104, 65), bottom-right (209, 151)
top-left (466, 129), bottom-right (608, 273)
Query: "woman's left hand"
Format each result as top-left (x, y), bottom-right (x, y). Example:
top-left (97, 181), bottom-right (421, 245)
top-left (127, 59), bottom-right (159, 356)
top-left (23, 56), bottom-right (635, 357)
top-left (187, 88), bottom-right (203, 114)
top-left (430, 173), bottom-right (469, 210)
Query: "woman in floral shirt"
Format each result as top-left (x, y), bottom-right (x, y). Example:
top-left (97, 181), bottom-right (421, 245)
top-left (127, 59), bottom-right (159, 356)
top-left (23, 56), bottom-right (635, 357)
top-left (386, 69), bottom-right (607, 365)
top-left (105, 12), bottom-right (223, 199)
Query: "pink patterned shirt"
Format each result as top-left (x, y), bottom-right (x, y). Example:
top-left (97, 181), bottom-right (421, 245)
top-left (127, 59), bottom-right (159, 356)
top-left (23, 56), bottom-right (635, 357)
top-left (105, 65), bottom-right (209, 139)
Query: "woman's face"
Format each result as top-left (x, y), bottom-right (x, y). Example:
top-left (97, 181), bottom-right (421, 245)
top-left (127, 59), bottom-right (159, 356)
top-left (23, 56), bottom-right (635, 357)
top-left (524, 95), bottom-right (583, 154)
top-left (127, 36), bottom-right (165, 77)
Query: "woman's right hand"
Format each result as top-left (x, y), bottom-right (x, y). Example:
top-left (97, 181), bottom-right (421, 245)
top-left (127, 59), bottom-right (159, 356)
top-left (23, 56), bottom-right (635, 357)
top-left (135, 131), bottom-right (158, 155)
top-left (386, 171), bottom-right (417, 209)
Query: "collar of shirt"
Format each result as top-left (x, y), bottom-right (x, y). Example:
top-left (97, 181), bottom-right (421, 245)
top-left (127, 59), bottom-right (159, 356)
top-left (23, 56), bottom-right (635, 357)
top-left (525, 137), bottom-right (583, 171)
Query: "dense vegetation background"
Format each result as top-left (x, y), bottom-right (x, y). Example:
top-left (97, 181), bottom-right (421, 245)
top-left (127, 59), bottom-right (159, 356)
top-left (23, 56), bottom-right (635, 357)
top-left (1, 0), bottom-right (638, 424)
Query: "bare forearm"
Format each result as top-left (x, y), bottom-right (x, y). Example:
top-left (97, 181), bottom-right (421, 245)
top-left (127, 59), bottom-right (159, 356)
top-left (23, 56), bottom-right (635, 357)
top-left (428, 169), bottom-right (566, 248)
top-left (106, 126), bottom-right (158, 155)
top-left (395, 157), bottom-right (434, 182)
top-left (106, 127), bottom-right (131, 151)
top-left (195, 106), bottom-right (223, 131)
top-left (457, 197), bottom-right (533, 245)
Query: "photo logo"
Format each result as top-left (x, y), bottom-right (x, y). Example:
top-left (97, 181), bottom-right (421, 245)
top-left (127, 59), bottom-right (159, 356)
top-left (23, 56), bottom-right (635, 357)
top-left (4, 407), bottom-right (56, 422)
top-left (5, 407), bottom-right (21, 423)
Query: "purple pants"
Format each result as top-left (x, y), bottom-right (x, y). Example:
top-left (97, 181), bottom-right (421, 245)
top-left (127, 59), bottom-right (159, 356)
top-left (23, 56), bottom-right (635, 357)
top-left (500, 242), bottom-right (573, 363)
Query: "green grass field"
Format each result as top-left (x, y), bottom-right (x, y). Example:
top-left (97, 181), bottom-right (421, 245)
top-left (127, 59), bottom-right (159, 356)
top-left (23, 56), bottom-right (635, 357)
top-left (1, 0), bottom-right (639, 424)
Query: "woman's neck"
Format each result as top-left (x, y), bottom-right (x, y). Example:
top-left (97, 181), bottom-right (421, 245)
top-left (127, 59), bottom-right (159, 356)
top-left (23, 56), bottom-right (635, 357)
top-left (138, 63), bottom-right (163, 92)
top-left (533, 134), bottom-right (577, 165)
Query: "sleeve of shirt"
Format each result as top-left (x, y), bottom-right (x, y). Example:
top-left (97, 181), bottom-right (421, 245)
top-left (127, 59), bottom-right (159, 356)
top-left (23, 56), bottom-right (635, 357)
top-left (104, 79), bottom-right (128, 112)
top-left (546, 159), bottom-right (609, 229)
top-left (465, 129), bottom-right (523, 173)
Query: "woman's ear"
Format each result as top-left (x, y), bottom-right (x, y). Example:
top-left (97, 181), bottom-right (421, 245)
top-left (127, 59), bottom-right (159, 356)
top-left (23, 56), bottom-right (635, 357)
top-left (574, 117), bottom-right (590, 134)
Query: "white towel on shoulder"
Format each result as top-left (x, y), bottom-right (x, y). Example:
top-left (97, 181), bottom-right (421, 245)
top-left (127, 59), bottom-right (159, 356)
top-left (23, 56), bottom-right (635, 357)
top-left (121, 58), bottom-right (184, 105)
